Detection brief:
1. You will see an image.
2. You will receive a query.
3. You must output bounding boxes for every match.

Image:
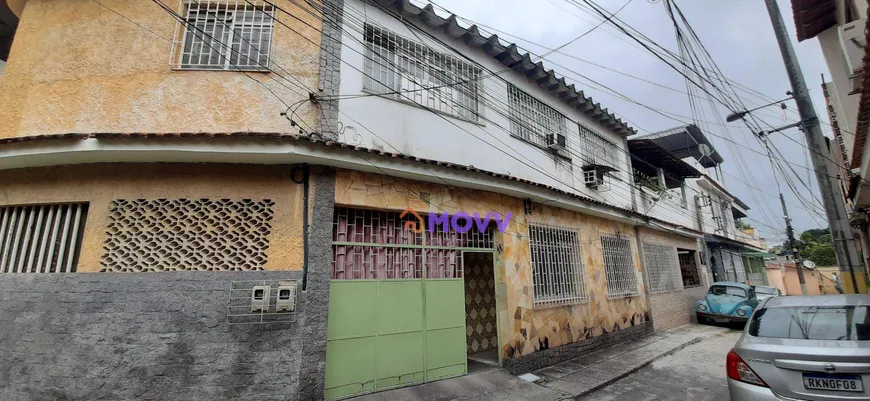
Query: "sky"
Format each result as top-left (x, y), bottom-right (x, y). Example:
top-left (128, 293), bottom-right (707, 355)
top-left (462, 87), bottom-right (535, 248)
top-left (418, 0), bottom-right (833, 246)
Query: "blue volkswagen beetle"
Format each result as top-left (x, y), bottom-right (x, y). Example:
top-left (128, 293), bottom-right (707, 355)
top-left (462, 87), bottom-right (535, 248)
top-left (695, 282), bottom-right (759, 324)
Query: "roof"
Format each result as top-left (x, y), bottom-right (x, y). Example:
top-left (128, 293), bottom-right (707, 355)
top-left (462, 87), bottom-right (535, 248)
top-left (789, 0), bottom-right (837, 42)
top-left (634, 125), bottom-right (724, 168)
top-left (742, 251), bottom-right (777, 259)
top-left (697, 174), bottom-right (750, 211)
top-left (0, 132), bottom-right (704, 237)
top-left (710, 281), bottom-right (752, 289)
top-left (372, 0), bottom-right (636, 137)
top-left (627, 138), bottom-right (702, 188)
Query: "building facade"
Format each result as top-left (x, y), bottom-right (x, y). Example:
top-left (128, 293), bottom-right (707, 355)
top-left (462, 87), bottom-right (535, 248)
top-left (0, 1), bottom-right (761, 400)
top-left (789, 0), bottom-right (870, 293)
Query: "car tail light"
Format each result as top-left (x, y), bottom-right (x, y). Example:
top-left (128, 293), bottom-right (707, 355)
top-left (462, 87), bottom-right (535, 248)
top-left (727, 349), bottom-right (767, 387)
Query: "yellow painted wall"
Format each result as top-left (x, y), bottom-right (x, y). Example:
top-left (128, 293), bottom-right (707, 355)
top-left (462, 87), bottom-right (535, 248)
top-left (334, 169), bottom-right (649, 359)
top-left (0, 163), bottom-right (305, 271)
top-left (0, 0), bottom-right (321, 139)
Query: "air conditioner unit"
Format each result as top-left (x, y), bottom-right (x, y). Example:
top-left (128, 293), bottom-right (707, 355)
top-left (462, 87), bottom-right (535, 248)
top-left (839, 18), bottom-right (867, 91)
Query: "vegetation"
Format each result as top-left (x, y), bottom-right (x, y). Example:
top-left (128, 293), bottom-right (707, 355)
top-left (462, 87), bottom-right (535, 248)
top-left (799, 228), bottom-right (836, 266)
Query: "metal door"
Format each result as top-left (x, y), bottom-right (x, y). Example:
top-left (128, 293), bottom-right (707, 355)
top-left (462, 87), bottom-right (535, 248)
top-left (324, 208), bottom-right (493, 400)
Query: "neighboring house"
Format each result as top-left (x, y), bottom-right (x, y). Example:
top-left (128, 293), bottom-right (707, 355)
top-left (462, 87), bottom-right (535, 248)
top-left (765, 261), bottom-right (823, 296)
top-left (0, 1), bottom-right (759, 400)
top-left (630, 125), bottom-right (765, 285)
top-left (789, 0), bottom-right (870, 293)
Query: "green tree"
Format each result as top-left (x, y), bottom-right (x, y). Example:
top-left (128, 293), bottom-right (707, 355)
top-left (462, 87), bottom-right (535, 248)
top-left (798, 228), bottom-right (837, 266)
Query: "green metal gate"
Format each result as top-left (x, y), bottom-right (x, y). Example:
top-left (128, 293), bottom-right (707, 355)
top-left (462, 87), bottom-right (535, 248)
top-left (324, 208), bottom-right (493, 400)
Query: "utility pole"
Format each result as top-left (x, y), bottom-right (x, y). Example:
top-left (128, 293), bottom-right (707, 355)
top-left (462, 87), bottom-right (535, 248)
top-left (764, 0), bottom-right (862, 293)
top-left (781, 193), bottom-right (807, 295)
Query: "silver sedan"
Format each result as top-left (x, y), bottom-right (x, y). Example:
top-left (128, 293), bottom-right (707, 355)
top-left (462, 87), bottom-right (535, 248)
top-left (727, 295), bottom-right (870, 401)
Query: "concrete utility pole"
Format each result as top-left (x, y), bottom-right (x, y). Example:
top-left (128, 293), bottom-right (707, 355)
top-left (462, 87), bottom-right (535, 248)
top-left (764, 0), bottom-right (862, 293)
top-left (780, 193), bottom-right (808, 295)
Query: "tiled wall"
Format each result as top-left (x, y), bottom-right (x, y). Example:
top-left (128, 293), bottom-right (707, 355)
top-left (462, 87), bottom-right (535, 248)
top-left (464, 252), bottom-right (498, 354)
top-left (334, 170), bottom-right (650, 361)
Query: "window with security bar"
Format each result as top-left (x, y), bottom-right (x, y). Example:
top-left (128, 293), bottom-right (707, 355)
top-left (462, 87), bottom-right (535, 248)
top-left (507, 84), bottom-right (567, 148)
top-left (642, 242), bottom-right (682, 293)
top-left (331, 208), bottom-right (493, 280)
top-left (363, 24), bottom-right (481, 122)
top-left (0, 203), bottom-right (88, 274)
top-left (678, 249), bottom-right (702, 287)
top-left (601, 234), bottom-right (639, 299)
top-left (171, 1), bottom-right (275, 70)
top-left (579, 124), bottom-right (618, 169)
top-left (529, 224), bottom-right (586, 307)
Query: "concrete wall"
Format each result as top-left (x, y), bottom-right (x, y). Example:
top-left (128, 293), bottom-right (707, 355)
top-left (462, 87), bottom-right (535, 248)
top-left (0, 163), bottom-right (306, 271)
top-left (765, 262), bottom-right (823, 296)
top-left (639, 227), bottom-right (707, 331)
top-left (0, 0), bottom-right (321, 139)
top-left (0, 271), bottom-right (307, 401)
top-left (334, 169), bottom-right (650, 364)
top-left (336, 0), bottom-right (635, 212)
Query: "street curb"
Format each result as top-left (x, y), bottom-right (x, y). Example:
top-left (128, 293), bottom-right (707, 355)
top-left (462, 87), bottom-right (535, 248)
top-left (550, 327), bottom-right (730, 400)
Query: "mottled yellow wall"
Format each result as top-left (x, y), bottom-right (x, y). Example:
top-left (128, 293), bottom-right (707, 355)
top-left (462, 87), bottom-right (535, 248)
top-left (334, 170), bottom-right (649, 359)
top-left (0, 163), bottom-right (305, 271)
top-left (0, 0), bottom-right (320, 139)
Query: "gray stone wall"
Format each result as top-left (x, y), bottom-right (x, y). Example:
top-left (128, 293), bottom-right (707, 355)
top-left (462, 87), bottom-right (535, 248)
top-left (501, 322), bottom-right (654, 375)
top-left (317, 0), bottom-right (344, 139)
top-left (0, 270), bottom-right (308, 401)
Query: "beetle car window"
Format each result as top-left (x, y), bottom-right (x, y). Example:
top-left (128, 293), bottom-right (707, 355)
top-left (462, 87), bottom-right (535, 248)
top-left (748, 306), bottom-right (870, 340)
top-left (755, 286), bottom-right (777, 295)
top-left (709, 285), bottom-right (746, 297)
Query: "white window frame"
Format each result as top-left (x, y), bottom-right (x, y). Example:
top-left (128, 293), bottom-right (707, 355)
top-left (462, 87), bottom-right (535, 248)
top-left (601, 234), bottom-right (640, 299)
top-left (0, 203), bottom-right (88, 274)
top-left (507, 84), bottom-right (567, 148)
top-left (362, 23), bottom-right (482, 122)
top-left (643, 242), bottom-right (683, 293)
top-left (529, 224), bottom-right (587, 308)
top-left (171, 0), bottom-right (275, 71)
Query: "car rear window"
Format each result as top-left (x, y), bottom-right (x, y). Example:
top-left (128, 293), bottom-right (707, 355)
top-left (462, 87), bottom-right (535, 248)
top-left (748, 306), bottom-right (870, 340)
top-left (755, 287), bottom-right (777, 295)
top-left (709, 286), bottom-right (746, 297)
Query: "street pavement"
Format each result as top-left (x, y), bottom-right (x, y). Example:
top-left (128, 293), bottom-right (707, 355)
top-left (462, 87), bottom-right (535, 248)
top-left (575, 326), bottom-right (743, 401)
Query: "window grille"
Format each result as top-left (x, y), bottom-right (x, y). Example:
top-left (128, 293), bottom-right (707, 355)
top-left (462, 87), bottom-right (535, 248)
top-left (363, 24), bottom-right (481, 122)
top-left (507, 84), bottom-right (567, 148)
top-left (171, 0), bottom-right (275, 70)
top-left (100, 199), bottom-right (275, 272)
top-left (331, 208), bottom-right (493, 280)
top-left (0, 203), bottom-right (88, 274)
top-left (719, 201), bottom-right (730, 235)
top-left (579, 124), bottom-right (618, 169)
top-left (678, 250), bottom-right (702, 287)
top-left (529, 224), bottom-right (586, 307)
top-left (600, 234), bottom-right (639, 299)
top-left (643, 242), bottom-right (682, 293)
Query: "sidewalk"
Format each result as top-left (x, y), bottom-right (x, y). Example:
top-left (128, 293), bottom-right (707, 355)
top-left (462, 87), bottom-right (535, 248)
top-left (344, 324), bottom-right (731, 401)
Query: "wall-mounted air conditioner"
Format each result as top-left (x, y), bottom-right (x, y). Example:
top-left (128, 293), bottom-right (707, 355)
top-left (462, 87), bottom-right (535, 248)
top-left (839, 18), bottom-right (867, 92)
top-left (546, 134), bottom-right (568, 157)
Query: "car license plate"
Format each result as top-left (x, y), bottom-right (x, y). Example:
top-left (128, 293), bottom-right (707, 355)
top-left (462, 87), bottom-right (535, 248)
top-left (803, 373), bottom-right (863, 392)
top-left (714, 317), bottom-right (729, 323)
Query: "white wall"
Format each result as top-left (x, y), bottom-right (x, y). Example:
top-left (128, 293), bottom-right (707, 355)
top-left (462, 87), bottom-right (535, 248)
top-left (336, 0), bottom-right (635, 211)
top-left (819, 27), bottom-right (859, 157)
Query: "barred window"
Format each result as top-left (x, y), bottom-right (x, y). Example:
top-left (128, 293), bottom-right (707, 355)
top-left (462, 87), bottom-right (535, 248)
top-left (529, 224), bottom-right (587, 307)
top-left (172, 1), bottom-right (275, 70)
top-left (0, 203), bottom-right (88, 274)
top-left (507, 84), bottom-right (567, 148)
top-left (579, 124), bottom-right (618, 169)
top-left (601, 234), bottom-right (639, 299)
top-left (643, 242), bottom-right (682, 293)
top-left (363, 24), bottom-right (481, 122)
top-left (679, 249), bottom-right (702, 287)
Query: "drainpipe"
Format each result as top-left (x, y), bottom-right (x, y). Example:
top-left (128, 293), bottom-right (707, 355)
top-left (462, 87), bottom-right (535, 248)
top-left (634, 225), bottom-right (654, 328)
top-left (292, 164), bottom-right (311, 291)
